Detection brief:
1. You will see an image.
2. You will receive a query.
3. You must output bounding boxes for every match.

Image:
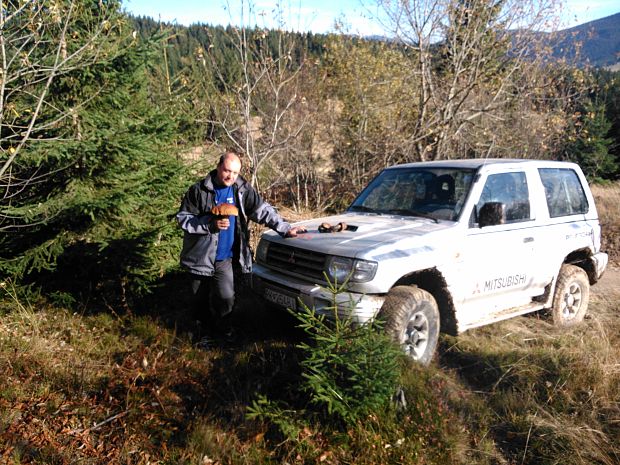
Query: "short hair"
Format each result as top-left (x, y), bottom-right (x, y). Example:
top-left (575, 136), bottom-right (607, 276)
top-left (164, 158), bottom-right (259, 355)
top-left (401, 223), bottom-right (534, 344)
top-left (218, 151), bottom-right (242, 167)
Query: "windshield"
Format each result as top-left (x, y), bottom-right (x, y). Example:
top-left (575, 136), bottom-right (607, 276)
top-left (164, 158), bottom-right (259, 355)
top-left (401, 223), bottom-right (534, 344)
top-left (348, 167), bottom-right (476, 221)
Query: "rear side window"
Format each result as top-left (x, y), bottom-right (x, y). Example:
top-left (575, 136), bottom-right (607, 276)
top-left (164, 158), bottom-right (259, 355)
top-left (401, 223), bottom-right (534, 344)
top-left (538, 168), bottom-right (589, 217)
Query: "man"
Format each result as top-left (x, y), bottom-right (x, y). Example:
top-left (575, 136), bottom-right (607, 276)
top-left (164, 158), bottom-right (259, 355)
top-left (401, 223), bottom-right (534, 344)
top-left (177, 151), bottom-right (305, 341)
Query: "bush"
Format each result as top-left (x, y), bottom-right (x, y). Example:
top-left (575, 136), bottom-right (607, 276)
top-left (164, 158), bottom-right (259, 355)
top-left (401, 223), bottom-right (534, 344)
top-left (248, 278), bottom-right (403, 434)
top-left (295, 296), bottom-right (402, 426)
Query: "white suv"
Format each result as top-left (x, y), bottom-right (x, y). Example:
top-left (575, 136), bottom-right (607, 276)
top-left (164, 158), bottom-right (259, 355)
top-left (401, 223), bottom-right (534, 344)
top-left (252, 159), bottom-right (608, 364)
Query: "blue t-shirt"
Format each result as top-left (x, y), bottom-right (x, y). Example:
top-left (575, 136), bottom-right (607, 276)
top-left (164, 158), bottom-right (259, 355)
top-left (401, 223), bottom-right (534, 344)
top-left (214, 184), bottom-right (236, 260)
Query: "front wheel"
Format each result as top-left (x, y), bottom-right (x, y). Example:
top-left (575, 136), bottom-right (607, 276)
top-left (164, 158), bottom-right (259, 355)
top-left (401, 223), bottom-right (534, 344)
top-left (551, 264), bottom-right (590, 327)
top-left (379, 286), bottom-right (440, 366)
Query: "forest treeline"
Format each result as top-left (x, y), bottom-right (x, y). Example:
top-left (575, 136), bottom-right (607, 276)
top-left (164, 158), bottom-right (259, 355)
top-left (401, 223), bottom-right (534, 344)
top-left (132, 11), bottom-right (620, 200)
top-left (1, 0), bottom-right (619, 301)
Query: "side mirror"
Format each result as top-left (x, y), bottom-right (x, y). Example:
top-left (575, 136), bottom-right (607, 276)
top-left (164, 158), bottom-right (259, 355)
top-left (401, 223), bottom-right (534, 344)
top-left (478, 202), bottom-right (505, 227)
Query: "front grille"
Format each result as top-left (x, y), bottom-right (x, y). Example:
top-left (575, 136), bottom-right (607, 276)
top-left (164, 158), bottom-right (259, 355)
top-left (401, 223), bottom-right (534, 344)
top-left (265, 243), bottom-right (327, 281)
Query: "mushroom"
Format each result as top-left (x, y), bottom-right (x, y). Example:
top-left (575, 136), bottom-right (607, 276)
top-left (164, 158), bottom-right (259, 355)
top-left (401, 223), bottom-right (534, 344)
top-left (211, 203), bottom-right (239, 217)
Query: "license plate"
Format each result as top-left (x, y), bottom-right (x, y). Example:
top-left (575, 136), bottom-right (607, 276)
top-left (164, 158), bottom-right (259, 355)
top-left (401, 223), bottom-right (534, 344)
top-left (264, 287), bottom-right (297, 310)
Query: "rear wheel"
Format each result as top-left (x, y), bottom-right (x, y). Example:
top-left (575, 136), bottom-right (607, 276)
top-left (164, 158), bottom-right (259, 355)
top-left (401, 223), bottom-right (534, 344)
top-left (551, 264), bottom-right (590, 327)
top-left (379, 286), bottom-right (440, 365)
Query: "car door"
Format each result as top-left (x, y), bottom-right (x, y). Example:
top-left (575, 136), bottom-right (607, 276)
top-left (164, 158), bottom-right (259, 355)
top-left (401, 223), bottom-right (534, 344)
top-left (454, 169), bottom-right (548, 325)
top-left (535, 166), bottom-right (597, 282)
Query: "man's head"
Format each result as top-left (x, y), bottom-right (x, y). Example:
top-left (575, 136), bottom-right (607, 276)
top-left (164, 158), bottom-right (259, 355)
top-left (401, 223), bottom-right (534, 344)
top-left (215, 152), bottom-right (241, 187)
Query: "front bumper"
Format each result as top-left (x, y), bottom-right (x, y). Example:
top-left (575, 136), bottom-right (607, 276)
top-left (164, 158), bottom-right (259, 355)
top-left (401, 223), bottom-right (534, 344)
top-left (251, 263), bottom-right (385, 324)
top-left (591, 251), bottom-right (608, 282)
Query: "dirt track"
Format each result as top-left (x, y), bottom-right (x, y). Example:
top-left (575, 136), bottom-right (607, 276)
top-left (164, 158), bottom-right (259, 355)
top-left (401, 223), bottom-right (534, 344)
top-left (592, 265), bottom-right (620, 297)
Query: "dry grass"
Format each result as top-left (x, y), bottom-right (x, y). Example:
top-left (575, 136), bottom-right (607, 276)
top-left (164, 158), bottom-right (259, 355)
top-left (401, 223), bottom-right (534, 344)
top-left (1, 184), bottom-right (619, 464)
top-left (2, 279), bottom-right (618, 464)
top-left (591, 182), bottom-right (620, 266)
top-left (439, 284), bottom-right (620, 465)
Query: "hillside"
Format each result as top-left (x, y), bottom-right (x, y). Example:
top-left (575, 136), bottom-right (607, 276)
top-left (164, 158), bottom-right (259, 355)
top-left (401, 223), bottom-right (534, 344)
top-left (1, 223), bottom-right (618, 464)
top-left (550, 12), bottom-right (620, 68)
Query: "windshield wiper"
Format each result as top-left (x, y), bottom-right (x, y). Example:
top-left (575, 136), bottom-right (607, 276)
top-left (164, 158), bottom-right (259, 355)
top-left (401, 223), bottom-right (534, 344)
top-left (349, 205), bottom-right (376, 213)
top-left (385, 209), bottom-right (439, 223)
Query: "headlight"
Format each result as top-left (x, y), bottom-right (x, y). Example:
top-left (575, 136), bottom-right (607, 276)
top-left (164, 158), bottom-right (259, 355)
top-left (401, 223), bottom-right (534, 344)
top-left (256, 239), bottom-right (269, 263)
top-left (352, 259), bottom-right (378, 282)
top-left (326, 256), bottom-right (377, 283)
top-left (327, 256), bottom-right (353, 283)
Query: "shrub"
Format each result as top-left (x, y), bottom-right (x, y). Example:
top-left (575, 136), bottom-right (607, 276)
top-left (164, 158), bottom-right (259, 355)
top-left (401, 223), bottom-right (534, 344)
top-left (295, 296), bottom-right (402, 426)
top-left (248, 278), bottom-right (403, 436)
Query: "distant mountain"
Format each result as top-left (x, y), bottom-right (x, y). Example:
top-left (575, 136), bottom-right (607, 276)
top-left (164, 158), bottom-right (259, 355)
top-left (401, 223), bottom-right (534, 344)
top-left (365, 13), bottom-right (620, 69)
top-left (550, 12), bottom-right (620, 68)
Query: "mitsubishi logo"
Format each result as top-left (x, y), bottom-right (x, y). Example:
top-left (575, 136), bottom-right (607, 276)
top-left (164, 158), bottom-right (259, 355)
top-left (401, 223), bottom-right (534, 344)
top-left (287, 251), bottom-right (296, 264)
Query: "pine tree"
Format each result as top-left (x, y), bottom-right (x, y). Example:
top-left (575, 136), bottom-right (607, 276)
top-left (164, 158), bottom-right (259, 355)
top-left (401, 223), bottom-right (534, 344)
top-left (0, 2), bottom-right (191, 301)
top-left (593, 69), bottom-right (620, 179)
top-left (564, 98), bottom-right (616, 181)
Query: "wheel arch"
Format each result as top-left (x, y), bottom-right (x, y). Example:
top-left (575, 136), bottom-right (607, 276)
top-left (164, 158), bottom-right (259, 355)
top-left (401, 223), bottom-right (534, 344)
top-left (393, 268), bottom-right (458, 336)
top-left (564, 247), bottom-right (598, 284)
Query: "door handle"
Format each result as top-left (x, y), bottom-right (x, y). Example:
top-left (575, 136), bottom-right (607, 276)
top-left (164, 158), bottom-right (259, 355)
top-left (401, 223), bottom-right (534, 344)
top-left (523, 237), bottom-right (534, 243)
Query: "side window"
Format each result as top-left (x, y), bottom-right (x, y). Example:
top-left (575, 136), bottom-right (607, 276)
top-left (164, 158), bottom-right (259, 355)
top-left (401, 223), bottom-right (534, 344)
top-left (538, 168), bottom-right (589, 217)
top-left (476, 172), bottom-right (531, 224)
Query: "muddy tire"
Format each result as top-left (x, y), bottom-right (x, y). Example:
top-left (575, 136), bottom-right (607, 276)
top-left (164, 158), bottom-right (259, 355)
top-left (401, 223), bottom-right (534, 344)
top-left (551, 264), bottom-right (590, 327)
top-left (379, 286), bottom-right (440, 365)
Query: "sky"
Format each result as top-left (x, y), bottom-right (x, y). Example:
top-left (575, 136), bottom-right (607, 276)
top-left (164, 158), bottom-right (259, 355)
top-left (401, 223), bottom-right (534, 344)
top-left (122, 0), bottom-right (620, 35)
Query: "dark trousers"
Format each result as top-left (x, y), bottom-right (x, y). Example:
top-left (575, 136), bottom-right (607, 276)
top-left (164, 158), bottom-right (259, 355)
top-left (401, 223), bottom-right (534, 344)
top-left (190, 259), bottom-right (235, 325)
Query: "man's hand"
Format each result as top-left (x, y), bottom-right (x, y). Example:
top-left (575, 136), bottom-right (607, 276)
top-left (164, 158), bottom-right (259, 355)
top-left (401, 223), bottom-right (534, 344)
top-left (285, 226), bottom-right (307, 237)
top-left (214, 217), bottom-right (230, 230)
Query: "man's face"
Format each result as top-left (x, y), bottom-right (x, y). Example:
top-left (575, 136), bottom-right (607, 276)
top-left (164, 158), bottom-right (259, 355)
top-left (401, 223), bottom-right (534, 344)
top-left (216, 157), bottom-right (241, 186)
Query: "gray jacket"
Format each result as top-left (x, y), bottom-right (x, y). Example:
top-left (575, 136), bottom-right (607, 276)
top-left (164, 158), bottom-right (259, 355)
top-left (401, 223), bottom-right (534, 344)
top-left (177, 171), bottom-right (291, 276)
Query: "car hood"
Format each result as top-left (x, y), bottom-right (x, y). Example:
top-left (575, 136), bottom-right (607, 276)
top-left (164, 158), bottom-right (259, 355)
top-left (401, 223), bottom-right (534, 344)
top-left (262, 212), bottom-right (456, 259)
